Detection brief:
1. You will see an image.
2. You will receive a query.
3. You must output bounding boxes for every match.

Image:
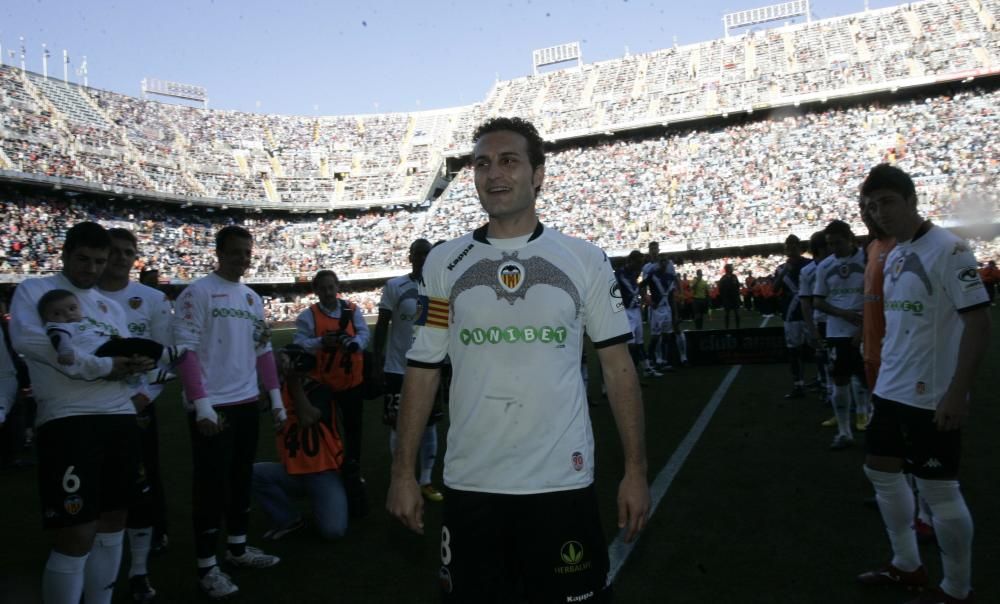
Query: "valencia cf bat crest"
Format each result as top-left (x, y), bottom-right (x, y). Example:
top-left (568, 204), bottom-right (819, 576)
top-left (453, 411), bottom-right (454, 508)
top-left (451, 252), bottom-right (582, 318)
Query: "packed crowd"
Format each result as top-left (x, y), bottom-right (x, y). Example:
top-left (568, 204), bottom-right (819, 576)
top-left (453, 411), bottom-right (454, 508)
top-left (1, 0), bottom-right (997, 210)
top-left (1, 84), bottom-right (998, 284)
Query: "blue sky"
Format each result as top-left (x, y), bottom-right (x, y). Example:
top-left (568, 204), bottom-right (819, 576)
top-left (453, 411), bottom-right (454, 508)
top-left (4, 0), bottom-right (902, 116)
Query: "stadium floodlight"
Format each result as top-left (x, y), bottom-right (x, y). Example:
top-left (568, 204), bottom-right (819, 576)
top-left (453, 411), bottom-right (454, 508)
top-left (722, 0), bottom-right (810, 37)
top-left (141, 77), bottom-right (208, 108)
top-left (531, 42), bottom-right (582, 76)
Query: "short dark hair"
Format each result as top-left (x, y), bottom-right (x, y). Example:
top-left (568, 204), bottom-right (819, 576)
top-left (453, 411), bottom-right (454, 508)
top-left (63, 222), bottom-right (111, 255)
top-left (215, 225), bottom-right (252, 252)
top-left (107, 227), bottom-right (138, 249)
top-left (784, 234), bottom-right (801, 246)
top-left (311, 269), bottom-right (339, 290)
top-left (472, 117), bottom-right (545, 170)
top-left (410, 238), bottom-right (432, 254)
top-left (37, 288), bottom-right (76, 319)
top-left (809, 230), bottom-right (827, 256)
top-left (824, 219), bottom-right (854, 240)
top-left (860, 164), bottom-right (916, 201)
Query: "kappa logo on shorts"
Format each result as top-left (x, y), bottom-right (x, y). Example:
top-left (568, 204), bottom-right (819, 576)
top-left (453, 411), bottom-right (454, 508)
top-left (439, 566), bottom-right (453, 594)
top-left (915, 381), bottom-right (926, 395)
top-left (923, 458), bottom-right (943, 469)
top-left (63, 495), bottom-right (83, 516)
top-left (566, 592), bottom-right (595, 602)
top-left (128, 296), bottom-right (143, 309)
top-left (571, 451), bottom-right (585, 472)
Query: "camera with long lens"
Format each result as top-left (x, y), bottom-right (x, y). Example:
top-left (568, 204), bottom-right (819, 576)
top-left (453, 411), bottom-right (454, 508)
top-left (339, 333), bottom-right (360, 353)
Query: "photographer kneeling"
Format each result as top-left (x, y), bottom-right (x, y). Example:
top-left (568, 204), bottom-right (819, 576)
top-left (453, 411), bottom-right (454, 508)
top-left (252, 345), bottom-right (348, 541)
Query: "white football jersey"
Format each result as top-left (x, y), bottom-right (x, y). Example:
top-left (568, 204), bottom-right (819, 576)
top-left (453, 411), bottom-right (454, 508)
top-left (9, 274), bottom-right (134, 426)
top-left (100, 281), bottom-right (174, 401)
top-left (173, 272), bottom-right (270, 406)
top-left (407, 223), bottom-right (630, 494)
top-left (875, 226), bottom-right (989, 410)
top-left (814, 247), bottom-right (865, 338)
top-left (378, 274), bottom-right (421, 376)
top-left (798, 260), bottom-right (827, 324)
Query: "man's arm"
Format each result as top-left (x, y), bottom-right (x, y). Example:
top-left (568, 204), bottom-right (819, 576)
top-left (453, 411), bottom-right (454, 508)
top-left (813, 296), bottom-right (862, 326)
top-left (9, 281), bottom-right (116, 380)
top-left (386, 365), bottom-right (441, 534)
top-left (596, 342), bottom-right (650, 543)
top-left (292, 309), bottom-right (322, 351)
top-left (373, 309), bottom-right (392, 360)
top-left (936, 307), bottom-right (992, 430)
top-left (800, 297), bottom-right (817, 338)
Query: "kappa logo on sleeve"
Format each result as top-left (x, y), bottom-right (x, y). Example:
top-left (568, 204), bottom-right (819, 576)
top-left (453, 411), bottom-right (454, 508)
top-left (608, 279), bottom-right (625, 313)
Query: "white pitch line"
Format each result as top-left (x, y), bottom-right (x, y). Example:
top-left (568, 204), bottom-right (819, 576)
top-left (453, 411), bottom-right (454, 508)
top-left (607, 317), bottom-right (771, 585)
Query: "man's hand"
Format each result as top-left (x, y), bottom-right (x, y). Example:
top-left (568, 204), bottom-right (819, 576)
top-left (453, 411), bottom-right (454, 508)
top-left (108, 355), bottom-right (155, 380)
top-left (320, 333), bottom-right (341, 350)
top-left (386, 474), bottom-right (424, 535)
top-left (840, 310), bottom-right (863, 327)
top-left (272, 407), bottom-right (288, 432)
top-left (617, 471), bottom-right (651, 544)
top-left (935, 389), bottom-right (970, 431)
top-left (294, 401), bottom-right (321, 429)
top-left (193, 398), bottom-right (222, 436)
top-left (131, 392), bottom-right (152, 413)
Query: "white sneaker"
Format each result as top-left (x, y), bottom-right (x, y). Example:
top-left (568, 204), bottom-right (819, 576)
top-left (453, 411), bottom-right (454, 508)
top-left (224, 545), bottom-right (280, 568)
top-left (199, 566), bottom-right (239, 599)
top-left (643, 368), bottom-right (664, 378)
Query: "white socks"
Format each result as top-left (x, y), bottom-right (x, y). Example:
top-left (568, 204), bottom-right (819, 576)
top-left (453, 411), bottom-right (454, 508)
top-left (864, 466), bottom-right (920, 572)
top-left (850, 376), bottom-right (871, 416)
top-left (831, 384), bottom-right (853, 439)
top-left (127, 527), bottom-right (153, 577)
top-left (83, 530), bottom-right (124, 604)
top-left (42, 550), bottom-right (88, 604)
top-left (419, 426), bottom-right (438, 486)
top-left (915, 478), bottom-right (973, 599)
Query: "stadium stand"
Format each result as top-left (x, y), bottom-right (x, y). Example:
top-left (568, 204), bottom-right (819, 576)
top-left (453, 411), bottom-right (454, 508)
top-left (0, 0), bottom-right (998, 291)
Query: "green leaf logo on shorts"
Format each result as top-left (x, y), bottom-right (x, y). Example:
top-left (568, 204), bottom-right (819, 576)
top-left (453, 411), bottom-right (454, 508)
top-left (560, 541), bottom-right (584, 565)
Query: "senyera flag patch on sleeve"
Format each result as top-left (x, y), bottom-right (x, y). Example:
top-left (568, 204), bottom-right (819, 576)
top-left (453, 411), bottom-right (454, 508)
top-left (415, 295), bottom-right (449, 328)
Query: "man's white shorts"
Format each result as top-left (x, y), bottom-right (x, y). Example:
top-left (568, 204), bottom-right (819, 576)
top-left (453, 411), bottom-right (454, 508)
top-left (626, 307), bottom-right (643, 344)
top-left (649, 304), bottom-right (673, 336)
top-left (784, 320), bottom-right (806, 348)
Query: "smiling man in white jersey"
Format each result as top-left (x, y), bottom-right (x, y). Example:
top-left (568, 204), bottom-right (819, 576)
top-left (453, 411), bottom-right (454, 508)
top-left (96, 228), bottom-right (174, 602)
top-left (173, 225), bottom-right (287, 599)
top-left (9, 222), bottom-right (153, 604)
top-left (387, 117), bottom-right (650, 603)
top-left (855, 164), bottom-right (991, 604)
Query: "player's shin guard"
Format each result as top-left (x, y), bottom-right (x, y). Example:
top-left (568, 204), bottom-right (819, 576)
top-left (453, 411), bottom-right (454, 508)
top-left (419, 426), bottom-right (438, 486)
top-left (831, 385), bottom-right (853, 439)
top-left (676, 331), bottom-right (688, 363)
top-left (43, 551), bottom-right (88, 604)
top-left (864, 466), bottom-right (920, 572)
top-left (83, 530), bottom-right (124, 604)
top-left (914, 478), bottom-right (973, 599)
